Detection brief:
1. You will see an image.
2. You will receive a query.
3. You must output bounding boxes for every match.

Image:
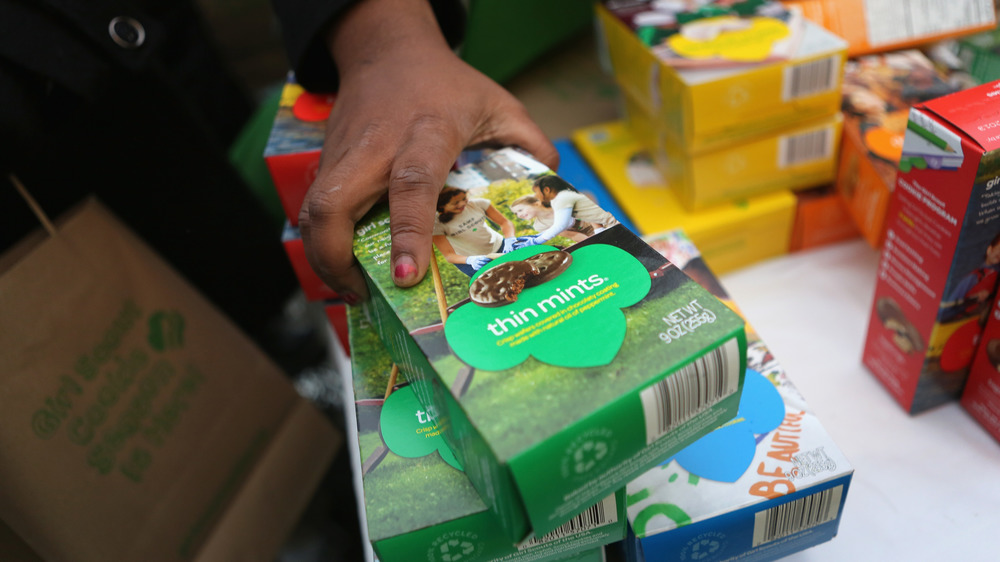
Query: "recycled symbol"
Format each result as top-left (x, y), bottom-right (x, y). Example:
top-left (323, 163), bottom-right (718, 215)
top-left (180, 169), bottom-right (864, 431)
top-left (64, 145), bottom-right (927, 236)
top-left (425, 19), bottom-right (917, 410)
top-left (573, 439), bottom-right (609, 474)
top-left (690, 538), bottom-right (721, 559)
top-left (439, 540), bottom-right (475, 562)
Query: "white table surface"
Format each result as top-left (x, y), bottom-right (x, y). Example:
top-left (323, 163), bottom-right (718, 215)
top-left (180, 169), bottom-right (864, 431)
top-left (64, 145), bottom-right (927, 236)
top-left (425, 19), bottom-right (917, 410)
top-left (718, 238), bottom-right (1000, 561)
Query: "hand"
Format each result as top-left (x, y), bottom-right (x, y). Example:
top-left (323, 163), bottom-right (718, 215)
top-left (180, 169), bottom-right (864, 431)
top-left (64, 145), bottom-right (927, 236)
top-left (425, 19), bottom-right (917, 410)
top-left (513, 235), bottom-right (542, 250)
top-left (500, 237), bottom-right (519, 253)
top-left (297, 0), bottom-right (558, 303)
top-left (465, 255), bottom-right (491, 271)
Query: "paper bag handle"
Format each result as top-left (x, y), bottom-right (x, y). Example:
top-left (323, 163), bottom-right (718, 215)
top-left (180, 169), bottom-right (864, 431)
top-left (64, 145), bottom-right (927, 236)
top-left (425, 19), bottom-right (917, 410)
top-left (9, 173), bottom-right (58, 237)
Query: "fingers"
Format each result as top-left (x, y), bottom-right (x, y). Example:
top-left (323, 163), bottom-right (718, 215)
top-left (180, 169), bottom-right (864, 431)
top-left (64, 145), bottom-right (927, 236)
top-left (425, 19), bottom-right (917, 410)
top-left (299, 54), bottom-right (556, 299)
top-left (387, 117), bottom-right (464, 287)
top-left (299, 201), bottom-right (367, 304)
top-left (299, 145), bottom-right (389, 303)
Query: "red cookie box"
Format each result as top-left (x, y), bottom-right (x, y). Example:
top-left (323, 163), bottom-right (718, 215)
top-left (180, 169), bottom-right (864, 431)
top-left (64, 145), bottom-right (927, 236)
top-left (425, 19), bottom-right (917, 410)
top-left (961, 292), bottom-right (1000, 444)
top-left (862, 79), bottom-right (1000, 414)
top-left (281, 222), bottom-right (338, 302)
top-left (263, 74), bottom-right (334, 225)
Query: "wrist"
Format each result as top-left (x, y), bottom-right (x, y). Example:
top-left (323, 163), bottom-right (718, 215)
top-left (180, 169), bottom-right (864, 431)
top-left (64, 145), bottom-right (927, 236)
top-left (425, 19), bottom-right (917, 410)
top-left (327, 0), bottom-right (451, 78)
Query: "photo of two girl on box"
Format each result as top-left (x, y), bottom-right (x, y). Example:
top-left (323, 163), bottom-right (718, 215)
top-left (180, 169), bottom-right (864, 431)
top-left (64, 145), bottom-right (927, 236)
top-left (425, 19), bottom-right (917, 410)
top-left (433, 175), bottom-right (620, 276)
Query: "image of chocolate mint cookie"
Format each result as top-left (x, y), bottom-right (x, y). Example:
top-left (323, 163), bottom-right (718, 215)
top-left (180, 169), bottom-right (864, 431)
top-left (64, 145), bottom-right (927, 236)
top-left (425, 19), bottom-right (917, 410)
top-left (470, 260), bottom-right (540, 307)
top-left (523, 250), bottom-right (573, 287)
top-left (876, 296), bottom-right (924, 353)
top-left (986, 339), bottom-right (1000, 371)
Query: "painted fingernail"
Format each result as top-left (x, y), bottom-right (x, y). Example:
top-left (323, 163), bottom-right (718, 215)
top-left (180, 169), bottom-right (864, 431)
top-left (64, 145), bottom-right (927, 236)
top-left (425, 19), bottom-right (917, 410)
top-left (394, 257), bottom-right (418, 283)
top-left (341, 291), bottom-right (361, 306)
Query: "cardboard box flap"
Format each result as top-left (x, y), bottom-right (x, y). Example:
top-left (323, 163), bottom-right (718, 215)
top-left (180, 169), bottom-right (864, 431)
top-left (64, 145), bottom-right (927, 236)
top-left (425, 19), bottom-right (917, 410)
top-left (920, 81), bottom-right (1000, 151)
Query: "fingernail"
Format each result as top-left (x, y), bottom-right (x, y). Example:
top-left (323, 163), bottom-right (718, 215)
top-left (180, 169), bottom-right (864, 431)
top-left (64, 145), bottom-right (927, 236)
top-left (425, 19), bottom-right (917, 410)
top-left (394, 257), bottom-right (418, 283)
top-left (341, 291), bottom-right (361, 306)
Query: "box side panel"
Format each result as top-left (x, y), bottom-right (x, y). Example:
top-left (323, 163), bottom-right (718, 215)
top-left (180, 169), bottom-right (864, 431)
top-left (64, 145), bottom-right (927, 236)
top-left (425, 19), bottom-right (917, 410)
top-left (789, 185), bottom-right (859, 252)
top-left (570, 122), bottom-right (796, 274)
top-left (684, 50), bottom-right (843, 153)
top-left (636, 475), bottom-right (852, 562)
top-left (863, 107), bottom-right (992, 413)
top-left (673, 115), bottom-right (841, 210)
top-left (510, 318), bottom-right (747, 536)
top-left (361, 278), bottom-right (530, 542)
top-left (836, 124), bottom-right (893, 249)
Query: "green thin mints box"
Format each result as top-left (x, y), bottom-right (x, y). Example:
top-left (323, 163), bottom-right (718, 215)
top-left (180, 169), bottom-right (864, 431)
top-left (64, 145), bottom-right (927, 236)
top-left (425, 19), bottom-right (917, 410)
top-left (346, 305), bottom-right (626, 561)
top-left (352, 148), bottom-right (747, 541)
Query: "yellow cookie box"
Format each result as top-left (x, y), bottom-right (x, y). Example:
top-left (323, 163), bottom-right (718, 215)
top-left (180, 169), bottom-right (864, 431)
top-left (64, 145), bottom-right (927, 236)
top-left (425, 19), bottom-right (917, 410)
top-left (621, 89), bottom-right (843, 211)
top-left (571, 121), bottom-right (795, 275)
top-left (596, 3), bottom-right (847, 154)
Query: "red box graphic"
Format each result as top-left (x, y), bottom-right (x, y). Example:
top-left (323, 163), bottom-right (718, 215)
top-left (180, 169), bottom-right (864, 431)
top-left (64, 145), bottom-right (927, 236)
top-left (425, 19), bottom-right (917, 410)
top-left (961, 293), bottom-right (1000, 443)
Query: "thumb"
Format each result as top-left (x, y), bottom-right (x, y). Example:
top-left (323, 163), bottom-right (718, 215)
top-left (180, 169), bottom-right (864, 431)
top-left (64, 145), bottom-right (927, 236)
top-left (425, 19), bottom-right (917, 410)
top-left (386, 131), bottom-right (463, 287)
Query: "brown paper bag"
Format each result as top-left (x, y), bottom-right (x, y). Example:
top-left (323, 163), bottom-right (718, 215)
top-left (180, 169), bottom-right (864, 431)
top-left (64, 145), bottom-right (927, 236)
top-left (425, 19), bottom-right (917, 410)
top-left (0, 198), bottom-right (341, 562)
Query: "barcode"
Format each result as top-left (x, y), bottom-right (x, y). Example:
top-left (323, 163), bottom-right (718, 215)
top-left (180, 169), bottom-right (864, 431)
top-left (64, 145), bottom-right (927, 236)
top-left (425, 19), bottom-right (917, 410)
top-left (752, 485), bottom-right (844, 547)
top-left (782, 56), bottom-right (838, 100)
top-left (640, 337), bottom-right (742, 445)
top-left (519, 495), bottom-right (618, 550)
top-left (778, 127), bottom-right (833, 168)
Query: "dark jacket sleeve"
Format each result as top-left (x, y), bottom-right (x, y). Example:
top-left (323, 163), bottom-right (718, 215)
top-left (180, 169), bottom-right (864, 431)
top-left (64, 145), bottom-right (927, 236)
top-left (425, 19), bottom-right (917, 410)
top-left (270, 0), bottom-right (466, 93)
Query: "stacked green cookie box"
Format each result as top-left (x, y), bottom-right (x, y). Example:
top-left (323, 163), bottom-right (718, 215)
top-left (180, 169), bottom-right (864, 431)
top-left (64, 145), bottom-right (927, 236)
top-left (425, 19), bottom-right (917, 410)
top-left (345, 305), bottom-right (623, 561)
top-left (351, 148), bottom-right (748, 544)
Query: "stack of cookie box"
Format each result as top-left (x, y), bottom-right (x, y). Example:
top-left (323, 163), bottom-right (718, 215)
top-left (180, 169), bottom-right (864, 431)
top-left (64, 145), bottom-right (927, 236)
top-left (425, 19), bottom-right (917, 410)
top-left (567, 119), bottom-right (859, 273)
top-left (351, 146), bottom-right (748, 545)
top-left (262, 74), bottom-right (350, 354)
top-left (341, 304), bottom-right (624, 562)
top-left (516, 135), bottom-right (855, 560)
top-left (624, 228), bottom-right (853, 562)
top-left (595, 1), bottom-right (847, 213)
top-left (331, 224), bottom-right (854, 562)
top-left (567, 121), bottom-right (798, 275)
